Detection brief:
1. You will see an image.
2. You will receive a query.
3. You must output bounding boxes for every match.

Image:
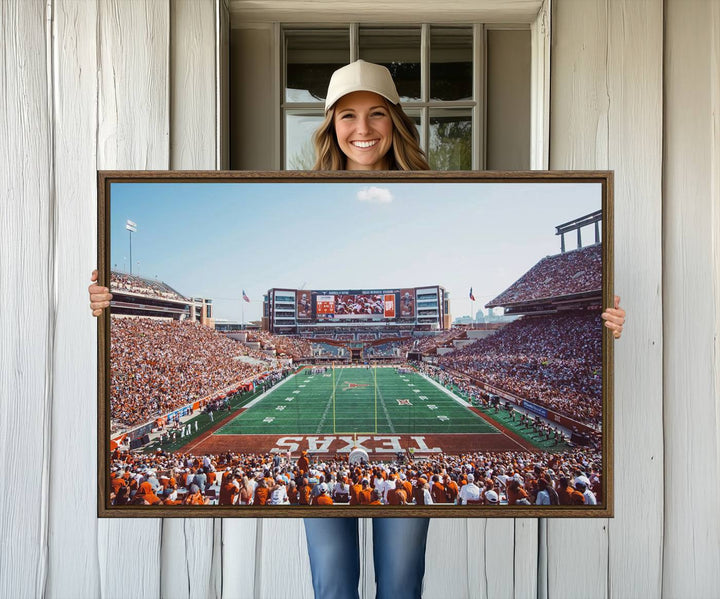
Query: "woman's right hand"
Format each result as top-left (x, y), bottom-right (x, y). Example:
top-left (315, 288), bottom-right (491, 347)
top-left (89, 269), bottom-right (112, 316)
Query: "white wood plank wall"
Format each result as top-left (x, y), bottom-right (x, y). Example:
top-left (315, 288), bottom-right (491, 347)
top-left (663, 1), bottom-right (720, 597)
top-left (1, 1), bottom-right (718, 597)
top-left (94, 0), bottom-right (168, 597)
top-left (550, 2), bottom-right (664, 599)
top-left (0, 2), bottom-right (53, 599)
top-left (47, 0), bottom-right (100, 596)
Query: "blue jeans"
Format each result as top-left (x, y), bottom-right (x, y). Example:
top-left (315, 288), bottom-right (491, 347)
top-left (303, 517), bottom-right (430, 599)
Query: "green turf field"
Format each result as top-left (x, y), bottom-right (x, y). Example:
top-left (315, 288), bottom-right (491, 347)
top-left (216, 367), bottom-right (499, 436)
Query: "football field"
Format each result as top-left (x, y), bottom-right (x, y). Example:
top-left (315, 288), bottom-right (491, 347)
top-left (216, 366), bottom-right (499, 436)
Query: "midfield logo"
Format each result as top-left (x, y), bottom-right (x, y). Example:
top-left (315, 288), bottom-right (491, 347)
top-left (342, 382), bottom-right (370, 391)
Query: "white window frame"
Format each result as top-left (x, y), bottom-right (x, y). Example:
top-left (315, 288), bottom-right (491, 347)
top-left (231, 1), bottom-right (551, 171)
top-left (281, 23), bottom-right (487, 170)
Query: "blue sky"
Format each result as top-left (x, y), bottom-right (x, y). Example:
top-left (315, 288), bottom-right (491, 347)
top-left (110, 181), bottom-right (601, 322)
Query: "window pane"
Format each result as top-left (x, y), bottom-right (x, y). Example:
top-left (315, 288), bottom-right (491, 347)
top-left (402, 109), bottom-right (423, 149)
top-left (430, 27), bottom-right (473, 101)
top-left (429, 109), bottom-right (472, 170)
top-left (286, 30), bottom-right (349, 103)
top-left (285, 112), bottom-right (324, 169)
top-left (359, 28), bottom-right (421, 102)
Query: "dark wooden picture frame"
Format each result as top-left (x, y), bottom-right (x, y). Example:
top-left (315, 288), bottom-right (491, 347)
top-left (98, 170), bottom-right (614, 518)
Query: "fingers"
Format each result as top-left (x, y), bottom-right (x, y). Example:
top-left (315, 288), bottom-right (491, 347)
top-left (601, 306), bottom-right (624, 340)
top-left (601, 309), bottom-right (625, 324)
top-left (89, 269), bottom-right (112, 317)
top-left (90, 298), bottom-right (112, 310)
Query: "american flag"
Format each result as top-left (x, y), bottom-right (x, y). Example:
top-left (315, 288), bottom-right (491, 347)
top-left (469, 287), bottom-right (475, 301)
top-left (242, 290), bottom-right (250, 303)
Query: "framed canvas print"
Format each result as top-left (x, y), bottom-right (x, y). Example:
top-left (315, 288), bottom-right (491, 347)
top-left (97, 171), bottom-right (614, 517)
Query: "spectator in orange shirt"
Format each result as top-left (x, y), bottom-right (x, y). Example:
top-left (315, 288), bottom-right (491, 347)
top-left (357, 479), bottom-right (373, 505)
top-left (400, 474), bottom-right (413, 502)
top-left (557, 476), bottom-right (585, 505)
top-left (110, 472), bottom-right (126, 496)
top-left (295, 478), bottom-right (309, 505)
top-left (349, 477), bottom-right (363, 505)
top-left (444, 475), bottom-right (459, 504)
top-left (368, 489), bottom-right (383, 505)
top-left (136, 481), bottom-right (162, 506)
top-left (430, 475), bottom-right (447, 504)
top-left (297, 450), bottom-right (310, 475)
top-left (387, 484), bottom-right (407, 505)
top-left (184, 484), bottom-right (207, 505)
top-left (219, 471), bottom-right (239, 506)
top-left (312, 483), bottom-right (334, 506)
top-left (287, 480), bottom-right (299, 505)
top-left (507, 479), bottom-right (531, 505)
top-left (254, 478), bottom-right (270, 506)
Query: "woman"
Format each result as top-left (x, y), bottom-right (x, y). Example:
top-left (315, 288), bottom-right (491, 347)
top-left (88, 60), bottom-right (626, 599)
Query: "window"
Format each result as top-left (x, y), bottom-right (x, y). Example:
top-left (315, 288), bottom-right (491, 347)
top-left (229, 23), bottom-right (531, 171)
top-left (283, 25), bottom-right (479, 170)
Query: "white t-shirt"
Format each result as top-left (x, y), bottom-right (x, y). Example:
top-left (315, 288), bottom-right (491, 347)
top-left (269, 485), bottom-right (288, 505)
top-left (382, 480), bottom-right (396, 503)
top-left (458, 483), bottom-right (481, 504)
top-left (422, 488), bottom-right (433, 505)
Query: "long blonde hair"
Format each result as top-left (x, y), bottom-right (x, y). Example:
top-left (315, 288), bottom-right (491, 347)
top-left (312, 100), bottom-right (430, 171)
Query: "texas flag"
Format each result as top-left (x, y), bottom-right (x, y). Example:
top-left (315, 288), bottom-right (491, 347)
top-left (242, 290), bottom-right (250, 303)
top-left (469, 287), bottom-right (475, 301)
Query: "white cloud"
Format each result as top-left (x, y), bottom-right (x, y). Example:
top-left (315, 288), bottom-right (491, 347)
top-left (356, 186), bottom-right (393, 204)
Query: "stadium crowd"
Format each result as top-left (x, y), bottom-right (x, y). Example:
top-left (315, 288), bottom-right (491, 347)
top-left (438, 311), bottom-right (602, 426)
top-left (111, 318), bottom-right (278, 430)
top-left (111, 271), bottom-right (187, 301)
top-left (247, 331), bottom-right (312, 360)
top-left (487, 244), bottom-right (601, 306)
top-left (109, 447), bottom-right (601, 508)
top-left (409, 328), bottom-right (468, 353)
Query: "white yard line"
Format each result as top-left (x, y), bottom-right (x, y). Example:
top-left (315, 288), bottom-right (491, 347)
top-left (243, 372), bottom-right (296, 409)
top-left (374, 373), bottom-right (395, 434)
top-left (416, 371), bottom-right (473, 408)
top-left (316, 368), bottom-right (344, 434)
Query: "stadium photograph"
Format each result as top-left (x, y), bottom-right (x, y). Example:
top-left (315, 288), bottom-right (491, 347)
top-left (100, 173), bottom-right (611, 515)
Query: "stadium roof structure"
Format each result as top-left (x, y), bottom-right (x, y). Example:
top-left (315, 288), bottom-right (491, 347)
top-left (486, 244), bottom-right (602, 313)
top-left (110, 271), bottom-right (188, 301)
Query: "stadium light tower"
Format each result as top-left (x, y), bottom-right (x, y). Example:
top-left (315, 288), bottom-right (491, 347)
top-left (126, 219), bottom-right (137, 274)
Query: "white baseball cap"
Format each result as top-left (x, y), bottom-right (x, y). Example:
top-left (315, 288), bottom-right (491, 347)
top-left (485, 490), bottom-right (499, 503)
top-left (324, 60), bottom-right (400, 112)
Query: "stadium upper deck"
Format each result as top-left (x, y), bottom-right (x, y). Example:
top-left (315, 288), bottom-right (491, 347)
top-left (486, 244), bottom-right (602, 314)
top-left (110, 271), bottom-right (214, 325)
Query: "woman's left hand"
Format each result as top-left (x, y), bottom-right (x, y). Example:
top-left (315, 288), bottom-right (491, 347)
top-left (601, 295), bottom-right (625, 339)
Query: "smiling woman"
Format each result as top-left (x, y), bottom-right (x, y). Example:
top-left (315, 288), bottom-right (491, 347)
top-left (333, 91), bottom-right (394, 170)
top-left (311, 60), bottom-right (429, 171)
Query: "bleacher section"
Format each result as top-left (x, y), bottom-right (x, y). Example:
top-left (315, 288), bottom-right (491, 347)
top-left (111, 272), bottom-right (187, 301)
top-left (440, 311), bottom-right (602, 426)
top-left (487, 244), bottom-right (601, 308)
